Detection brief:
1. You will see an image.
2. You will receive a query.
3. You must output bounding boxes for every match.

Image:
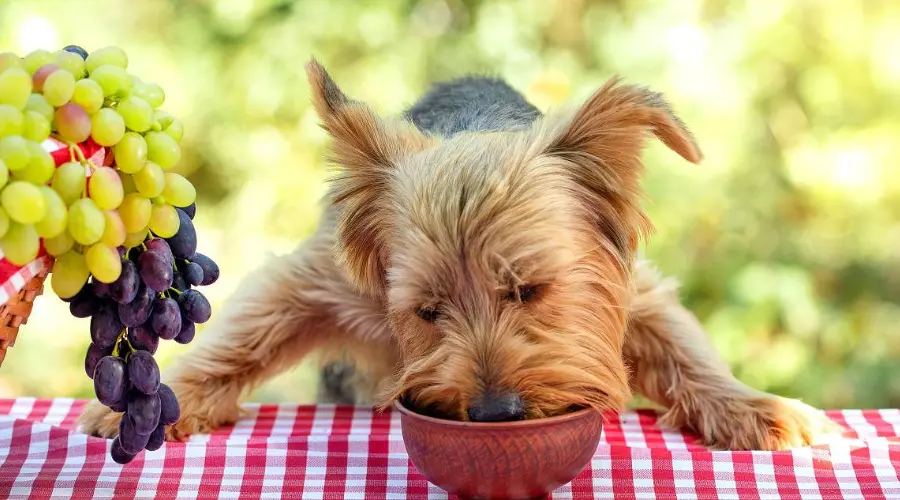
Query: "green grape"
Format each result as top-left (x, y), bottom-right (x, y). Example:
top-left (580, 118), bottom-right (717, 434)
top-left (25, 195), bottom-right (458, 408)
top-left (85, 243), bottom-right (122, 283)
top-left (0, 207), bottom-right (8, 238)
top-left (101, 210), bottom-right (126, 247)
top-left (44, 230), bottom-right (74, 256)
top-left (116, 96), bottom-right (154, 132)
top-left (163, 118), bottom-right (184, 142)
top-left (88, 166), bottom-right (124, 210)
top-left (0, 104), bottom-right (23, 137)
top-left (24, 94), bottom-right (54, 121)
top-left (132, 82), bottom-right (164, 109)
top-left (123, 227), bottom-right (149, 248)
top-left (0, 53), bottom-right (22, 73)
top-left (0, 68), bottom-right (32, 109)
top-left (53, 50), bottom-right (86, 79)
top-left (0, 159), bottom-right (8, 190)
top-left (118, 193), bottom-right (151, 232)
top-left (89, 65), bottom-right (130, 97)
top-left (153, 110), bottom-right (173, 130)
top-left (161, 173), bottom-right (195, 207)
top-left (31, 63), bottom-right (61, 92)
top-left (133, 161), bottom-right (164, 198)
top-left (1, 181), bottom-right (46, 224)
top-left (0, 135), bottom-right (31, 171)
top-left (145, 131), bottom-right (180, 169)
top-left (22, 50), bottom-right (53, 75)
top-left (54, 103), bottom-right (91, 143)
top-left (43, 69), bottom-right (76, 107)
top-left (71, 79), bottom-right (104, 115)
top-left (34, 186), bottom-right (67, 238)
top-left (68, 198), bottom-right (105, 245)
top-left (112, 132), bottom-right (147, 173)
top-left (149, 202), bottom-right (179, 238)
top-left (86, 46), bottom-right (128, 74)
top-left (51, 161), bottom-right (87, 205)
top-left (50, 250), bottom-right (90, 299)
top-left (16, 142), bottom-right (54, 184)
top-left (0, 222), bottom-right (39, 265)
top-left (22, 111), bottom-right (50, 142)
top-left (120, 172), bottom-right (137, 194)
top-left (90, 108), bottom-right (125, 146)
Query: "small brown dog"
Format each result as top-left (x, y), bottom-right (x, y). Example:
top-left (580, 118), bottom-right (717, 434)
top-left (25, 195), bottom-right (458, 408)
top-left (80, 60), bottom-right (839, 450)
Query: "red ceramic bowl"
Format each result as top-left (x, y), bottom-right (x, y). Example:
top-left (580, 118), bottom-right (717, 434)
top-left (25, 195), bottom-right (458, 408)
top-left (395, 400), bottom-right (603, 500)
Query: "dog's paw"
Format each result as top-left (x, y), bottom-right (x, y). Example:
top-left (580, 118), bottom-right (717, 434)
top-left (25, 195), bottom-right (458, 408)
top-left (663, 395), bottom-right (844, 451)
top-left (78, 400), bottom-right (123, 439)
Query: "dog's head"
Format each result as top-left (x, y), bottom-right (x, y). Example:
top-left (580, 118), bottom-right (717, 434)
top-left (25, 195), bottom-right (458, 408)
top-left (306, 60), bottom-right (701, 421)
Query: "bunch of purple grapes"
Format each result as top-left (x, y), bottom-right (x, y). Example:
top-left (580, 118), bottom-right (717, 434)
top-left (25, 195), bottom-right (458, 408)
top-left (67, 203), bottom-right (219, 464)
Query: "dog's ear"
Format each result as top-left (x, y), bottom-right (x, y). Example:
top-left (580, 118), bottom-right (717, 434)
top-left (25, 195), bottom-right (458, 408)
top-left (306, 59), bottom-right (434, 299)
top-left (541, 77), bottom-right (702, 255)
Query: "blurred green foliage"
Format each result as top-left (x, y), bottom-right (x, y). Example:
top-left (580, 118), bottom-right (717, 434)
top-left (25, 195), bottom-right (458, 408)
top-left (0, 0), bottom-right (897, 409)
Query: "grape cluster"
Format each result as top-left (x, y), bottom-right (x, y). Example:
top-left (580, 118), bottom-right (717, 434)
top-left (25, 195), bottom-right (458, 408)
top-left (0, 45), bottom-right (193, 299)
top-left (73, 203), bottom-right (219, 464)
top-left (0, 45), bottom-right (217, 465)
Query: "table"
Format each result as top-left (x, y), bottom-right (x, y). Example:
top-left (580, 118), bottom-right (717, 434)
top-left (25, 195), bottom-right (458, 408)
top-left (1, 399), bottom-right (898, 499)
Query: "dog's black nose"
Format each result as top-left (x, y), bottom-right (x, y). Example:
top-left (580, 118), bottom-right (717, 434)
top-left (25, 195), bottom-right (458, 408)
top-left (467, 392), bottom-right (525, 422)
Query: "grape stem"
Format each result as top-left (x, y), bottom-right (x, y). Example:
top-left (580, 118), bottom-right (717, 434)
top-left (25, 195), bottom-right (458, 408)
top-left (167, 287), bottom-right (182, 296)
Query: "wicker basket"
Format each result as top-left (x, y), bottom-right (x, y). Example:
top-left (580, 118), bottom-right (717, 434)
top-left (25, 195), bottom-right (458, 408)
top-left (0, 268), bottom-right (49, 367)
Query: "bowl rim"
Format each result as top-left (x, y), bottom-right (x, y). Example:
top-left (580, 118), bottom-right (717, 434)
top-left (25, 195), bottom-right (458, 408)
top-left (393, 399), bottom-right (601, 429)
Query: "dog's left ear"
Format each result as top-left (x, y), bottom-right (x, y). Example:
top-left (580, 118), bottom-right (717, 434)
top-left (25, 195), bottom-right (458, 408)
top-left (306, 59), bottom-right (434, 300)
top-left (540, 77), bottom-right (702, 255)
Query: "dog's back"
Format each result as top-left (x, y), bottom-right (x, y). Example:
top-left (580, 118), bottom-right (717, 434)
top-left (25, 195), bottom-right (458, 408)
top-left (404, 76), bottom-right (541, 137)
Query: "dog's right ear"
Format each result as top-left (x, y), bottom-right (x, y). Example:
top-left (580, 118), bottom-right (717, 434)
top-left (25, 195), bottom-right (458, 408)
top-left (306, 59), bottom-right (434, 300)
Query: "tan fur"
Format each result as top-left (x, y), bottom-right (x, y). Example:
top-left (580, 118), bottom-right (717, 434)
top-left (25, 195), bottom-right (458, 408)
top-left (79, 60), bottom-right (840, 450)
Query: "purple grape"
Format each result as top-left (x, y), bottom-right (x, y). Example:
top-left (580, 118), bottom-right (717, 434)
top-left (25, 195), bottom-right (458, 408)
top-left (127, 391), bottom-right (161, 434)
top-left (110, 436), bottom-right (137, 464)
top-left (145, 238), bottom-right (173, 263)
top-left (109, 398), bottom-right (128, 412)
top-left (110, 261), bottom-right (140, 304)
top-left (94, 356), bottom-right (127, 406)
top-left (145, 423), bottom-right (166, 451)
top-left (118, 284), bottom-right (155, 327)
top-left (69, 286), bottom-right (99, 318)
top-left (190, 253), bottom-right (219, 286)
top-left (127, 325), bottom-right (159, 354)
top-left (138, 250), bottom-right (174, 292)
top-left (157, 384), bottom-right (180, 425)
top-left (127, 350), bottom-right (160, 395)
top-left (185, 262), bottom-right (203, 286)
top-left (92, 280), bottom-right (110, 298)
top-left (167, 209), bottom-right (197, 259)
top-left (91, 301), bottom-right (124, 349)
top-left (171, 272), bottom-right (189, 292)
top-left (180, 203), bottom-right (195, 220)
top-left (150, 297), bottom-right (181, 340)
top-left (178, 289), bottom-right (211, 323)
top-left (63, 45), bottom-right (88, 60)
top-left (174, 319), bottom-right (195, 344)
top-left (84, 342), bottom-right (113, 379)
top-left (118, 413), bottom-right (150, 454)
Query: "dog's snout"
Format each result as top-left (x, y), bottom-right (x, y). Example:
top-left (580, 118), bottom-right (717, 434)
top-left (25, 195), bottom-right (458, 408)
top-left (467, 391), bottom-right (525, 422)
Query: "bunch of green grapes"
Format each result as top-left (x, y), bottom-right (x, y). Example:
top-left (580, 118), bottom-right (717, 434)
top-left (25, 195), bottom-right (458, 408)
top-left (0, 46), bottom-right (196, 299)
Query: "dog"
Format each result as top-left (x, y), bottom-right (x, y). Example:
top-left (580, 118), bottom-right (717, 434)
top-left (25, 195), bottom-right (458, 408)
top-left (79, 59), bottom-right (840, 450)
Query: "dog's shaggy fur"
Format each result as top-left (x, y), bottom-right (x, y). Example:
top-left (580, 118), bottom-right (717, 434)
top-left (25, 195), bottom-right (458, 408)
top-left (79, 60), bottom-right (839, 450)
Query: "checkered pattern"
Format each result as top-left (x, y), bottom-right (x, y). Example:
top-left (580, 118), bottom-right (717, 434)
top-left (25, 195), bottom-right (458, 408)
top-left (0, 139), bottom-right (105, 306)
top-left (0, 399), bottom-right (898, 499)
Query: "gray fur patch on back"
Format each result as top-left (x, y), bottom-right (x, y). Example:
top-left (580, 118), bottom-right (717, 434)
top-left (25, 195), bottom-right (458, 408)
top-left (404, 76), bottom-right (542, 137)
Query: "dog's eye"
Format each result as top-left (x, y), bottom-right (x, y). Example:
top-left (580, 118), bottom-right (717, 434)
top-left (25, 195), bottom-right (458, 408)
top-left (506, 284), bottom-right (540, 303)
top-left (416, 307), bottom-right (440, 323)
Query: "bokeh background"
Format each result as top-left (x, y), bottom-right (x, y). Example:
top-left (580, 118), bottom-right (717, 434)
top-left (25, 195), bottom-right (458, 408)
top-left (0, 0), bottom-right (898, 409)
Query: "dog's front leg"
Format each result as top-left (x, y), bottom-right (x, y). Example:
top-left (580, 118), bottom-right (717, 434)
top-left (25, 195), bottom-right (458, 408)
top-left (622, 261), bottom-right (841, 450)
top-left (78, 234), bottom-right (385, 441)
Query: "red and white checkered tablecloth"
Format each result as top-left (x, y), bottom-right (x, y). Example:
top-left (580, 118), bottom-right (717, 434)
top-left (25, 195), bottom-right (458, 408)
top-left (0, 399), bottom-right (898, 499)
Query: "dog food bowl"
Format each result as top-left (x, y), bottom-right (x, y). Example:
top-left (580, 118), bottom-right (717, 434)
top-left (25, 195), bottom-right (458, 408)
top-left (394, 400), bottom-right (603, 500)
